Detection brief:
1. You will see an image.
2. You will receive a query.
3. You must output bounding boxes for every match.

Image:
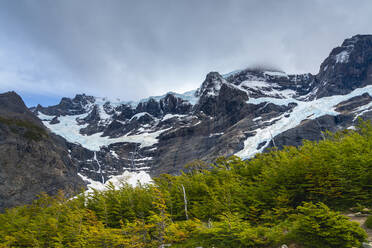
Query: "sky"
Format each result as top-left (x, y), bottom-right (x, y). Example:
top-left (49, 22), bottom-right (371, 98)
top-left (1, 0), bottom-right (372, 107)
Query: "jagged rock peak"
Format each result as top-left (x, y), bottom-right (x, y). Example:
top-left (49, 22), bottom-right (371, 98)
top-left (317, 34), bottom-right (372, 98)
top-left (35, 93), bottom-right (96, 116)
top-left (72, 94), bottom-right (96, 105)
top-left (58, 94), bottom-right (95, 109)
top-left (195, 72), bottom-right (226, 97)
top-left (159, 93), bottom-right (192, 115)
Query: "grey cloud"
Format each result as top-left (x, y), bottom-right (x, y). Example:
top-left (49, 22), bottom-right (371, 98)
top-left (0, 0), bottom-right (372, 101)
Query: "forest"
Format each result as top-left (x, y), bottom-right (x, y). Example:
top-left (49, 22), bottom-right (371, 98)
top-left (1, 120), bottom-right (372, 247)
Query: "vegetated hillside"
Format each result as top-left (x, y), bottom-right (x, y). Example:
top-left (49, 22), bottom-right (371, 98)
top-left (32, 34), bottom-right (372, 187)
top-left (1, 120), bottom-right (371, 248)
top-left (0, 92), bottom-right (85, 211)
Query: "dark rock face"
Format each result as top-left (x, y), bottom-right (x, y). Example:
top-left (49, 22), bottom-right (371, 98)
top-left (114, 104), bottom-right (135, 120)
top-left (82, 105), bottom-right (100, 123)
top-left (102, 120), bottom-right (125, 137)
top-left (160, 93), bottom-right (192, 115)
top-left (317, 35), bottom-right (372, 98)
top-left (136, 99), bottom-right (162, 117)
top-left (79, 105), bottom-right (106, 135)
top-left (265, 114), bottom-right (354, 151)
top-left (195, 72), bottom-right (227, 116)
top-left (64, 140), bottom-right (156, 183)
top-left (335, 93), bottom-right (372, 112)
top-left (196, 80), bottom-right (249, 119)
top-left (0, 92), bottom-right (85, 211)
top-left (50, 116), bottom-right (60, 124)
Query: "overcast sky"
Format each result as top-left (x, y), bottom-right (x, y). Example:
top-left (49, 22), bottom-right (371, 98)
top-left (1, 0), bottom-right (372, 106)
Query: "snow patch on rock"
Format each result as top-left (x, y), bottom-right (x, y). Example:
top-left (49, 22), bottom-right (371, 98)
top-left (162, 114), bottom-right (186, 121)
top-left (264, 71), bottom-right (289, 78)
top-left (335, 51), bottom-right (350, 63)
top-left (222, 69), bottom-right (243, 79)
top-left (78, 170), bottom-right (152, 193)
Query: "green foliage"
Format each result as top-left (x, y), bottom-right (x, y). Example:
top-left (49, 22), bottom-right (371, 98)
top-left (1, 120), bottom-right (372, 247)
top-left (176, 213), bottom-right (285, 248)
top-left (285, 202), bottom-right (366, 248)
top-left (84, 182), bottom-right (154, 228)
top-left (0, 192), bottom-right (127, 247)
top-left (365, 215), bottom-right (372, 229)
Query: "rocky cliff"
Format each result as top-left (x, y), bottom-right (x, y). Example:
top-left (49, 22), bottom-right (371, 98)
top-left (0, 92), bottom-right (85, 210)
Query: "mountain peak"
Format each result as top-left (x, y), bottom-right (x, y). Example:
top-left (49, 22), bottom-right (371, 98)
top-left (195, 72), bottom-right (225, 98)
top-left (0, 91), bottom-right (41, 123)
top-left (317, 34), bottom-right (372, 98)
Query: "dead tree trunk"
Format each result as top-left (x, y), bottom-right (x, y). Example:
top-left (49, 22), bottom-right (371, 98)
top-left (181, 184), bottom-right (189, 220)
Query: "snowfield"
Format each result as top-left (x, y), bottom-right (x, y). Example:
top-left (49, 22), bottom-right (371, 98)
top-left (78, 170), bottom-right (152, 193)
top-left (41, 112), bottom-right (170, 151)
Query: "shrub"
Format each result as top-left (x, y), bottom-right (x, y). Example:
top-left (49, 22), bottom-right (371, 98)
top-left (286, 202), bottom-right (367, 248)
top-left (365, 215), bottom-right (372, 229)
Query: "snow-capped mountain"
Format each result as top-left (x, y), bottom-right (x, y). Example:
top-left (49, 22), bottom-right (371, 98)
top-left (32, 35), bottom-right (372, 187)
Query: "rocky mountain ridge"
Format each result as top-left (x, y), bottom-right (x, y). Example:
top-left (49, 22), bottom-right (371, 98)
top-left (29, 34), bottom-right (372, 187)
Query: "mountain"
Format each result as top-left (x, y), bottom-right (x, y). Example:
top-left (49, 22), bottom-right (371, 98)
top-left (29, 34), bottom-right (372, 188)
top-left (0, 92), bottom-right (85, 210)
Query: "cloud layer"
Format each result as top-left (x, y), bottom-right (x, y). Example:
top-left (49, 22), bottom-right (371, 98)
top-left (1, 0), bottom-right (372, 102)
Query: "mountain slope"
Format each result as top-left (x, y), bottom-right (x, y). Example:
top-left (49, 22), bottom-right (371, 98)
top-left (0, 92), bottom-right (85, 210)
top-left (31, 34), bottom-right (372, 184)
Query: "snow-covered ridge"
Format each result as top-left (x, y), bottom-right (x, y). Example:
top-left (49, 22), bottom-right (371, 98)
top-left (130, 112), bottom-right (153, 121)
top-left (263, 71), bottom-right (288, 78)
top-left (36, 68), bottom-right (321, 153)
top-left (40, 112), bottom-right (170, 151)
top-left (99, 89), bottom-right (200, 108)
top-left (222, 69), bottom-right (288, 79)
top-left (138, 90), bottom-right (199, 106)
top-left (222, 69), bottom-right (244, 79)
top-left (162, 113), bottom-right (187, 121)
top-left (198, 69), bottom-right (289, 99)
top-left (236, 85), bottom-right (372, 159)
top-left (231, 80), bottom-right (296, 99)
